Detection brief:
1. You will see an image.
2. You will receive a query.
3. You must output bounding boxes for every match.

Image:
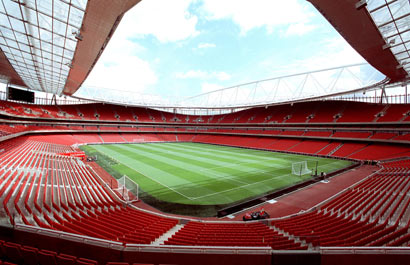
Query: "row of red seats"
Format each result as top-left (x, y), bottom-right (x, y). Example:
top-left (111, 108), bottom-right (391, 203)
top-left (54, 207), bottom-right (178, 244)
top-left (165, 222), bottom-right (306, 250)
top-left (271, 161), bottom-right (410, 247)
top-left (0, 240), bottom-right (97, 265)
top-left (0, 239), bottom-right (158, 265)
top-left (0, 138), bottom-right (183, 246)
top-left (2, 100), bottom-right (409, 123)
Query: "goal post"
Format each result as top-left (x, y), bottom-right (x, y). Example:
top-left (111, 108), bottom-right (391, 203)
top-left (113, 175), bottom-right (139, 203)
top-left (291, 161), bottom-right (312, 176)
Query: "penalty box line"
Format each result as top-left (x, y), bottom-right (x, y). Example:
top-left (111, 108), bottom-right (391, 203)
top-left (191, 165), bottom-right (295, 201)
top-left (190, 172), bottom-right (295, 200)
top-left (94, 148), bottom-right (196, 201)
top-left (190, 159), bottom-right (346, 201)
top-left (203, 162), bottom-right (293, 186)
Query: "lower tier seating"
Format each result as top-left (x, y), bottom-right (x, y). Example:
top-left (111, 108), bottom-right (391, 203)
top-left (164, 222), bottom-right (305, 250)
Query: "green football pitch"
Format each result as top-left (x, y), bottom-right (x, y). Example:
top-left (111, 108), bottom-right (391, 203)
top-left (83, 142), bottom-right (352, 205)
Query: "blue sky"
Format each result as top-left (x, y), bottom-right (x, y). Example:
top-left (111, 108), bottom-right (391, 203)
top-left (81, 0), bottom-right (368, 101)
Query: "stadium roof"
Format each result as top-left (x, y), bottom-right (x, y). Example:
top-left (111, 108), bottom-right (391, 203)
top-left (0, 0), bottom-right (139, 95)
top-left (0, 0), bottom-right (408, 101)
top-left (309, 0), bottom-right (410, 82)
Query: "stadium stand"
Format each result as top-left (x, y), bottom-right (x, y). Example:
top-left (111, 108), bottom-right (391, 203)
top-left (2, 100), bottom-right (408, 124)
top-left (165, 221), bottom-right (306, 249)
top-left (272, 160), bottom-right (410, 247)
top-left (0, 98), bottom-right (409, 265)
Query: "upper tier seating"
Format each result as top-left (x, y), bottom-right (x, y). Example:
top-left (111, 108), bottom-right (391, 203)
top-left (2, 100), bottom-right (408, 124)
top-left (337, 102), bottom-right (385, 122)
top-left (377, 104), bottom-right (410, 122)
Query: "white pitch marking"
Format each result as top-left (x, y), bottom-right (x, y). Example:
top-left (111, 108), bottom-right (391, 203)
top-left (93, 146), bottom-right (195, 200)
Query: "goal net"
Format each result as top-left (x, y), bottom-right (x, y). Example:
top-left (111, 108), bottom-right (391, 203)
top-left (291, 161), bottom-right (312, 176)
top-left (113, 175), bottom-right (139, 203)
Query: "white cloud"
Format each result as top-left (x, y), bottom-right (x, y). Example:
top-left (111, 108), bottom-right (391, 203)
top-left (82, 33), bottom-right (157, 93)
top-left (199, 0), bottom-right (315, 35)
top-left (201, 82), bottom-right (224, 93)
top-left (215, 72), bottom-right (231, 81)
top-left (117, 0), bottom-right (199, 43)
top-left (285, 23), bottom-right (317, 37)
top-left (263, 37), bottom-right (366, 78)
top-left (198, 42), bottom-right (216, 49)
top-left (175, 70), bottom-right (231, 81)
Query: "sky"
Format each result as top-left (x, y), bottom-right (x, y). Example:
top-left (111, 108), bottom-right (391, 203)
top-left (80, 0), bottom-right (371, 103)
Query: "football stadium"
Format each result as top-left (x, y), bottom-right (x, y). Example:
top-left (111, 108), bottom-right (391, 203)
top-left (0, 0), bottom-right (409, 265)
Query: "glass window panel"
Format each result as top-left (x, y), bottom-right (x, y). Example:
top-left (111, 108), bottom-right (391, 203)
top-left (72, 0), bottom-right (88, 11)
top-left (19, 42), bottom-right (30, 53)
top-left (0, 13), bottom-right (11, 28)
top-left (53, 34), bottom-right (65, 47)
top-left (2, 27), bottom-right (15, 40)
top-left (400, 30), bottom-right (410, 40)
top-left (367, 0), bottom-right (385, 12)
top-left (24, 0), bottom-right (36, 10)
top-left (30, 38), bottom-right (40, 50)
top-left (22, 7), bottom-right (38, 25)
top-left (10, 47), bottom-right (21, 56)
top-left (33, 47), bottom-right (42, 56)
top-left (0, 43), bottom-right (10, 52)
top-left (53, 45), bottom-right (63, 55)
top-left (380, 22), bottom-right (397, 36)
top-left (28, 25), bottom-right (40, 39)
top-left (38, 13), bottom-right (52, 31)
top-left (43, 57), bottom-right (52, 65)
top-left (401, 58), bottom-right (410, 65)
top-left (9, 17), bottom-right (25, 33)
top-left (53, 19), bottom-right (66, 36)
top-left (65, 38), bottom-right (76, 51)
top-left (4, 0), bottom-right (22, 20)
top-left (392, 44), bottom-right (406, 54)
top-left (67, 24), bottom-right (78, 38)
top-left (62, 57), bottom-right (71, 65)
top-left (6, 39), bottom-right (18, 49)
top-left (53, 62), bottom-right (62, 69)
top-left (69, 7), bottom-right (84, 28)
top-left (37, 0), bottom-right (52, 16)
top-left (396, 52), bottom-right (409, 60)
top-left (64, 49), bottom-right (74, 58)
top-left (14, 31), bottom-right (27, 43)
top-left (41, 40), bottom-right (51, 51)
top-left (43, 51), bottom-right (52, 60)
top-left (371, 6), bottom-right (390, 25)
top-left (12, 55), bottom-right (24, 63)
top-left (390, 0), bottom-right (410, 19)
top-left (39, 28), bottom-right (52, 42)
top-left (22, 51), bottom-right (32, 60)
top-left (52, 53), bottom-right (61, 62)
top-left (395, 16), bottom-right (410, 31)
top-left (54, 0), bottom-right (69, 21)
top-left (0, 36), bottom-right (5, 45)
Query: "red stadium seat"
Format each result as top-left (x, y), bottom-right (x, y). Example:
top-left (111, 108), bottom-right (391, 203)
top-left (20, 246), bottom-right (39, 265)
top-left (76, 258), bottom-right (98, 265)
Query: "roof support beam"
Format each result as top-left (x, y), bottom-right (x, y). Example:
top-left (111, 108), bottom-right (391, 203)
top-left (63, 0), bottom-right (142, 96)
top-left (308, 0), bottom-right (407, 82)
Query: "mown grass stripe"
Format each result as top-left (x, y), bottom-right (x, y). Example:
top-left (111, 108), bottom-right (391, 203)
top-left (115, 144), bottom-right (246, 197)
top-left (143, 142), bottom-right (291, 181)
top-left (86, 142), bottom-right (353, 205)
